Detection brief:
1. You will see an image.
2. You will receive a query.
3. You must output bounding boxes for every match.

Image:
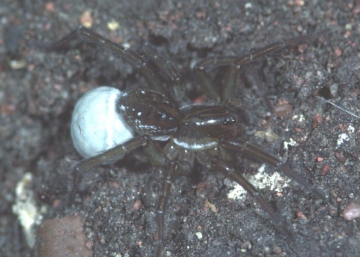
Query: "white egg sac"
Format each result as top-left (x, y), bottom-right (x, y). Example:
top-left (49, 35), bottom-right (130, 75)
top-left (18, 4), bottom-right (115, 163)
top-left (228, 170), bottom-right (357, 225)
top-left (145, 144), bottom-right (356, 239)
top-left (71, 86), bottom-right (134, 159)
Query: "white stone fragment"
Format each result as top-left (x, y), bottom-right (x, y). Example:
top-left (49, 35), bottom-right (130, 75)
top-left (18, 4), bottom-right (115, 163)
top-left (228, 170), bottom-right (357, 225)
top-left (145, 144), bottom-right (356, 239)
top-left (337, 133), bottom-right (350, 147)
top-left (283, 138), bottom-right (298, 150)
top-left (12, 173), bottom-right (46, 248)
top-left (195, 232), bottom-right (203, 239)
top-left (227, 164), bottom-right (290, 200)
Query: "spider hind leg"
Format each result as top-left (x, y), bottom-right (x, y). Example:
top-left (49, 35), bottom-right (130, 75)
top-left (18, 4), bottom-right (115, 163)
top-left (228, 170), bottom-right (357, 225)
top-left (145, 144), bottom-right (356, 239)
top-left (220, 137), bottom-right (327, 202)
top-left (206, 156), bottom-right (296, 239)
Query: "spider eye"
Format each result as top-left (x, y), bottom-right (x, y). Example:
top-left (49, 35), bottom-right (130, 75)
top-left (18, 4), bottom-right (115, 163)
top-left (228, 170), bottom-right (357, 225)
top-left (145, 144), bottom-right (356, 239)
top-left (223, 115), bottom-right (237, 125)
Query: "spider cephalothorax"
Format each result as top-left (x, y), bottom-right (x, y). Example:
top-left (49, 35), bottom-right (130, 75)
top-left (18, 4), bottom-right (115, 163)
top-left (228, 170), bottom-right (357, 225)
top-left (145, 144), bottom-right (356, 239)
top-left (49, 26), bottom-right (328, 256)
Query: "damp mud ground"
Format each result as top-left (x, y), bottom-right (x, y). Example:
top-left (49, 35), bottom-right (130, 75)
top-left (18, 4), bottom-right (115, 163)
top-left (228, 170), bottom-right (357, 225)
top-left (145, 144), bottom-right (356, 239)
top-left (0, 1), bottom-right (359, 256)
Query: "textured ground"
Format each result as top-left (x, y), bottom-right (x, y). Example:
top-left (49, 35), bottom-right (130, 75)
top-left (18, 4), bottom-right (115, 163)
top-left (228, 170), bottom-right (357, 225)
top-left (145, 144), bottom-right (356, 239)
top-left (0, 1), bottom-right (359, 256)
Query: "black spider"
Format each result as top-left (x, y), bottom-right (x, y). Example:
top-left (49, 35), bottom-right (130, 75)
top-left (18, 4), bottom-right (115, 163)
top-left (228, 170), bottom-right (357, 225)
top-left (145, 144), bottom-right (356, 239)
top-left (48, 26), bottom-right (328, 256)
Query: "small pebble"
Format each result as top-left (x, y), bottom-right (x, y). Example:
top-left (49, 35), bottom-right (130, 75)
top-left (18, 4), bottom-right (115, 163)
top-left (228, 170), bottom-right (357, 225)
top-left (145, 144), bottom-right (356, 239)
top-left (36, 216), bottom-right (93, 257)
top-left (343, 202), bottom-right (360, 221)
top-left (195, 232), bottom-right (203, 239)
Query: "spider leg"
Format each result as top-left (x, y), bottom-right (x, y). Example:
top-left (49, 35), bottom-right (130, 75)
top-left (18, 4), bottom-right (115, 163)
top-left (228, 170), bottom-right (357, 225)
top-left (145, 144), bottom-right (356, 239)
top-left (194, 30), bottom-right (329, 102)
top-left (47, 26), bottom-right (169, 96)
top-left (206, 156), bottom-right (295, 239)
top-left (154, 158), bottom-right (190, 257)
top-left (247, 64), bottom-right (274, 112)
top-left (221, 65), bottom-right (238, 102)
top-left (67, 135), bottom-right (151, 205)
top-left (220, 137), bottom-right (327, 202)
top-left (155, 161), bottom-right (177, 257)
top-left (142, 43), bottom-right (186, 103)
top-left (69, 129), bottom-right (174, 256)
top-left (193, 62), bottom-right (221, 101)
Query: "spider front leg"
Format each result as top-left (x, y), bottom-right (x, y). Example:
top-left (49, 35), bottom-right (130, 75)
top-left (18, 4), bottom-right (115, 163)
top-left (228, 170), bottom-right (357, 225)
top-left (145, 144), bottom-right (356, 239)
top-left (194, 30), bottom-right (329, 102)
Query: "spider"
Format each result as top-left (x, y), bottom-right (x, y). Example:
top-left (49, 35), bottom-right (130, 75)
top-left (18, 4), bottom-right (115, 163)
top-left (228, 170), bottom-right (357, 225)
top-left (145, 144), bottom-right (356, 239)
top-left (49, 26), bottom-right (328, 256)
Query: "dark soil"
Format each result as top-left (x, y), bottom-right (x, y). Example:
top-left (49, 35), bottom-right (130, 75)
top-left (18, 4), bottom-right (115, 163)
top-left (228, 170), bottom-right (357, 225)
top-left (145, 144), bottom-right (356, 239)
top-left (0, 0), bottom-right (359, 256)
